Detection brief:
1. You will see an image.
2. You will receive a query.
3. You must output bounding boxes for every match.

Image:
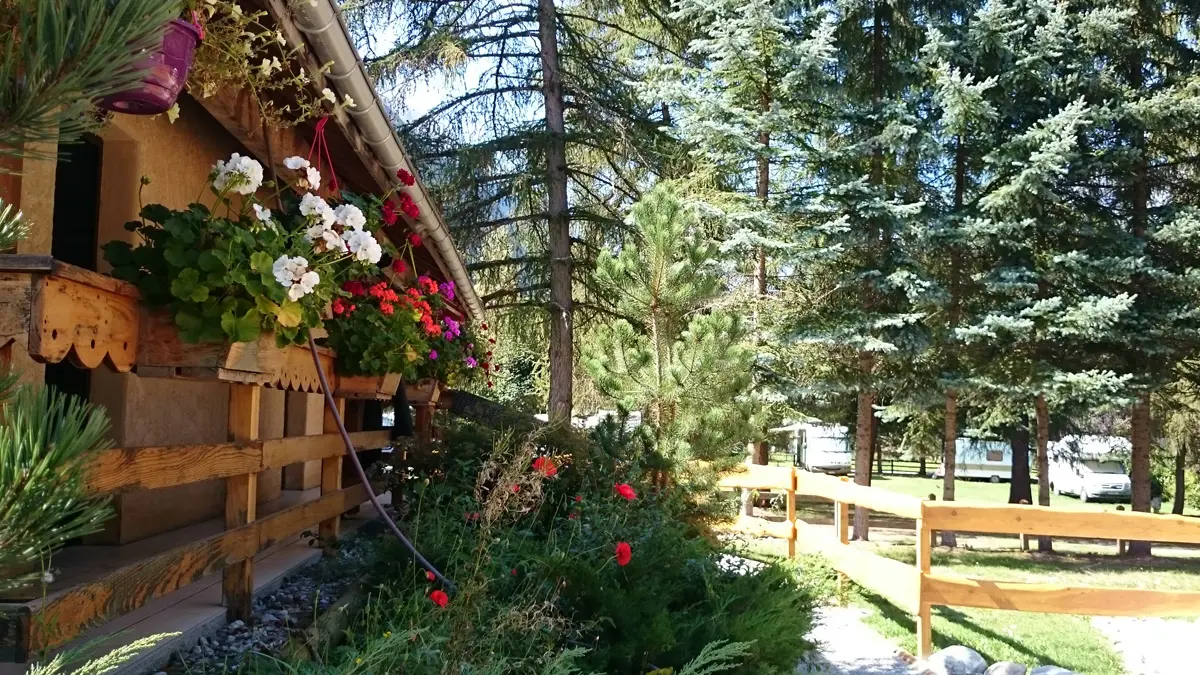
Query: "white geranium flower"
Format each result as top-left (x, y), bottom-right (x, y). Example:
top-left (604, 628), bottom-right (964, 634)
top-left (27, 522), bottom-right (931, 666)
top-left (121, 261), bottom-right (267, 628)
top-left (305, 166), bottom-right (321, 191)
top-left (320, 228), bottom-right (348, 253)
top-left (321, 88), bottom-right (336, 104)
top-left (299, 270), bottom-right (320, 293)
top-left (212, 153), bottom-right (263, 195)
top-left (343, 229), bottom-right (382, 263)
top-left (299, 193), bottom-right (335, 227)
top-left (252, 204), bottom-right (272, 222)
top-left (333, 204), bottom-right (366, 231)
top-left (342, 94), bottom-right (356, 108)
top-left (273, 254), bottom-right (295, 287)
top-left (284, 156), bottom-right (309, 170)
top-left (286, 283), bottom-right (306, 301)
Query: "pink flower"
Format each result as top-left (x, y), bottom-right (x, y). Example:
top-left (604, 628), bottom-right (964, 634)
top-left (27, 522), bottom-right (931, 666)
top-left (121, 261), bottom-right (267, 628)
top-left (429, 350), bottom-right (438, 360)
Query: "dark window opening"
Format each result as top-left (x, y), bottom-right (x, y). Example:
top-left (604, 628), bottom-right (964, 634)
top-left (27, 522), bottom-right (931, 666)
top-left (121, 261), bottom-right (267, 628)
top-left (45, 137), bottom-right (102, 402)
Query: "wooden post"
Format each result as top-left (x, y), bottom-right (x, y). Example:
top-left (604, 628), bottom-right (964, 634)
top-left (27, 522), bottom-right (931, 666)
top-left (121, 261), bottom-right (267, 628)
top-left (916, 503), bottom-right (933, 660)
top-left (224, 384), bottom-right (260, 622)
top-left (414, 403), bottom-right (433, 443)
top-left (834, 476), bottom-right (850, 593)
top-left (787, 468), bottom-right (797, 558)
top-left (319, 397), bottom-right (345, 551)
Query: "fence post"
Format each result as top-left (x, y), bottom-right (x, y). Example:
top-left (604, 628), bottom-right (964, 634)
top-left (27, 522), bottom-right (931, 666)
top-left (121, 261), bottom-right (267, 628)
top-left (319, 397), bottom-right (345, 552)
top-left (916, 500), bottom-right (932, 661)
top-left (834, 476), bottom-right (850, 592)
top-left (787, 468), bottom-right (797, 558)
top-left (224, 384), bottom-right (260, 622)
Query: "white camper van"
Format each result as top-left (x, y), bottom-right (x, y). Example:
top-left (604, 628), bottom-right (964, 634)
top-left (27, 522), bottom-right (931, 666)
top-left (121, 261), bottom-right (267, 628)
top-left (1048, 435), bottom-right (1131, 503)
top-left (771, 423), bottom-right (852, 474)
top-left (934, 437), bottom-right (1012, 482)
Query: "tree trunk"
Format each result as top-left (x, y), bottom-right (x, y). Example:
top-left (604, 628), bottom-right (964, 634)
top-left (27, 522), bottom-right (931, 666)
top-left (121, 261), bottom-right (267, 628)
top-left (1173, 439), bottom-right (1187, 516)
top-left (873, 418), bottom-right (883, 476)
top-left (919, 454), bottom-right (927, 478)
top-left (1035, 394), bottom-right (1052, 552)
top-left (941, 390), bottom-right (957, 547)
top-left (853, 356), bottom-right (875, 540)
top-left (1009, 417), bottom-right (1033, 504)
top-left (1128, 393), bottom-right (1153, 555)
top-left (538, 0), bottom-right (572, 424)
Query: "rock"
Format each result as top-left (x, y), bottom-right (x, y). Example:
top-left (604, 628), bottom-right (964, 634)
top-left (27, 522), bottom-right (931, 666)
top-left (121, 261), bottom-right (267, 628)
top-left (985, 663), bottom-right (1027, 675)
top-left (1030, 668), bottom-right (1074, 675)
top-left (927, 645), bottom-right (988, 675)
top-left (229, 619), bottom-right (245, 630)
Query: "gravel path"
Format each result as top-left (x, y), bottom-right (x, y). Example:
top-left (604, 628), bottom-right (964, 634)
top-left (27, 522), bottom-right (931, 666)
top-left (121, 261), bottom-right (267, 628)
top-left (797, 606), bottom-right (923, 675)
top-left (1093, 616), bottom-right (1200, 675)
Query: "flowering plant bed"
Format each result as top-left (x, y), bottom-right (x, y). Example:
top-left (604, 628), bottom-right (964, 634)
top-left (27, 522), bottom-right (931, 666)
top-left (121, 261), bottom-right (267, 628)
top-left (104, 153), bottom-right (388, 347)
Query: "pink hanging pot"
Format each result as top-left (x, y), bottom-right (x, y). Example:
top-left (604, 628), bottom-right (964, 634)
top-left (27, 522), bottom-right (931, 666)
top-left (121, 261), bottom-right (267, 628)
top-left (100, 18), bottom-right (202, 116)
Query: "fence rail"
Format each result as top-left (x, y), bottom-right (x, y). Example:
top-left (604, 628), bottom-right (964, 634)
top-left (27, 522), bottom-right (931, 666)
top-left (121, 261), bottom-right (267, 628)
top-left (717, 465), bottom-right (1200, 659)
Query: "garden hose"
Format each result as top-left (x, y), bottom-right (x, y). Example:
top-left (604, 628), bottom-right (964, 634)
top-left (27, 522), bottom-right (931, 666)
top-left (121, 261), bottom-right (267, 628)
top-left (306, 336), bottom-right (457, 594)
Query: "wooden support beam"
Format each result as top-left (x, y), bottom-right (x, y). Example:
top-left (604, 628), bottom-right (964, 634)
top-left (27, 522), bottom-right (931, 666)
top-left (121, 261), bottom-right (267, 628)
top-left (224, 384), bottom-right (260, 622)
top-left (319, 398), bottom-right (345, 549)
top-left (786, 474), bottom-right (797, 559)
top-left (916, 511), bottom-right (933, 661)
top-left (922, 501), bottom-right (1200, 546)
top-left (921, 573), bottom-right (1200, 617)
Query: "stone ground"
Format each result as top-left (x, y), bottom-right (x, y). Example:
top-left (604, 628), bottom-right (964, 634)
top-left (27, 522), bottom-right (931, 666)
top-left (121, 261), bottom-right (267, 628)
top-left (1093, 616), bottom-right (1200, 675)
top-left (797, 606), bottom-right (923, 675)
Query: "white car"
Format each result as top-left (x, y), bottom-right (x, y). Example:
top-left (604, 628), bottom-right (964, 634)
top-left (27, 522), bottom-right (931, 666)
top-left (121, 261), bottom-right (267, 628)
top-left (1049, 457), bottom-right (1131, 503)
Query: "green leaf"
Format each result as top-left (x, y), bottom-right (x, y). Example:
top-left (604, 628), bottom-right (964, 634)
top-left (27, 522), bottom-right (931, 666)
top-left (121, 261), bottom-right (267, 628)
top-left (221, 308), bottom-right (262, 343)
top-left (123, 220), bottom-right (141, 232)
top-left (189, 285), bottom-right (210, 303)
top-left (250, 251), bottom-right (275, 275)
top-left (141, 204), bottom-right (172, 224)
top-left (169, 268), bottom-right (201, 301)
top-left (274, 301), bottom-right (303, 328)
top-left (163, 246), bottom-right (192, 268)
top-left (102, 241), bottom-right (134, 266)
top-left (197, 250), bottom-right (224, 272)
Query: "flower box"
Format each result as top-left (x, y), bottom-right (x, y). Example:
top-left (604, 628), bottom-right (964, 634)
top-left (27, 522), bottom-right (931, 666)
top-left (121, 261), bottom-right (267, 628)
top-left (333, 373), bottom-right (402, 400)
top-left (137, 311), bottom-right (334, 392)
top-left (0, 255), bottom-right (139, 372)
top-left (404, 378), bottom-right (442, 405)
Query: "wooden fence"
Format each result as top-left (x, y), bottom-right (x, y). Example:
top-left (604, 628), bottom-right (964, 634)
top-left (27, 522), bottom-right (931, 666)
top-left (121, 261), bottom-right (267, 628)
top-left (718, 465), bottom-right (1200, 659)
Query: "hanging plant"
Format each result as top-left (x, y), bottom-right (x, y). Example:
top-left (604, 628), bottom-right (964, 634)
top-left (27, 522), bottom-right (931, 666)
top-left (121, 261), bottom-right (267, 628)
top-left (102, 153), bottom-right (391, 346)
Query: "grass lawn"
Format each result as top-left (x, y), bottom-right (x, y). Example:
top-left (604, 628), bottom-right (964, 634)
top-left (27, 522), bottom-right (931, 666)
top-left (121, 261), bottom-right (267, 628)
top-left (854, 589), bottom-right (1126, 674)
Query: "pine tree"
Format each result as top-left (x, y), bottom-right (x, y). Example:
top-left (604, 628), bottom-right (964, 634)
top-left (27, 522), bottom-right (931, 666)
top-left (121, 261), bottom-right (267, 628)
top-left (789, 0), bottom-right (929, 540)
top-left (343, 0), bottom-right (678, 421)
top-left (584, 184), bottom-right (753, 469)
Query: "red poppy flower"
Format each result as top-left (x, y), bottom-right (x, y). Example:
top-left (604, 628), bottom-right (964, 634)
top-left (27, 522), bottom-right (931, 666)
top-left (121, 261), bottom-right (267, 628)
top-left (574, 495), bottom-right (582, 503)
top-left (392, 258), bottom-right (408, 275)
top-left (381, 201), bottom-right (398, 226)
top-left (615, 542), bottom-right (632, 567)
top-left (532, 456), bottom-right (558, 478)
top-left (511, 484), bottom-right (520, 493)
top-left (511, 568), bottom-right (518, 576)
top-left (409, 232), bottom-right (422, 247)
top-left (397, 168), bottom-right (416, 186)
top-left (614, 483), bottom-right (637, 501)
top-left (430, 590), bottom-right (449, 607)
top-left (425, 570), bottom-right (436, 582)
top-left (568, 512), bottom-right (578, 520)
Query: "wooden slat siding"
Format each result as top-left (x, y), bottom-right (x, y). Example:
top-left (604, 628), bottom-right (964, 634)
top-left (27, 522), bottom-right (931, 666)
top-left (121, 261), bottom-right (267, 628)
top-left (922, 573), bottom-right (1200, 617)
top-left (263, 430), bottom-right (391, 467)
top-left (82, 432), bottom-right (392, 496)
top-left (86, 441), bottom-right (264, 493)
top-left (223, 384), bottom-right (260, 622)
top-left (794, 519), bottom-right (920, 613)
top-left (25, 484), bottom-right (370, 653)
top-left (795, 470), bottom-right (923, 520)
top-left (922, 502), bottom-right (1200, 546)
top-left (0, 254), bottom-right (55, 273)
top-left (0, 604), bottom-right (31, 663)
top-left (717, 464), bottom-right (794, 491)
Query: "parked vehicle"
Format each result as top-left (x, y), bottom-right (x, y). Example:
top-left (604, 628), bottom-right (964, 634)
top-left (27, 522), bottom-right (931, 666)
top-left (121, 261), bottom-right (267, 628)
top-left (771, 422), bottom-right (852, 475)
top-left (934, 438), bottom-right (1012, 482)
top-left (1048, 435), bottom-right (1131, 503)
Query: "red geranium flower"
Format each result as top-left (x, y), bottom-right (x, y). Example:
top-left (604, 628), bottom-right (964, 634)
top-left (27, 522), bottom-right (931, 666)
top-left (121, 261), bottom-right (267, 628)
top-left (425, 570), bottom-right (436, 582)
top-left (381, 200), bottom-right (398, 226)
top-left (615, 542), bottom-right (632, 567)
top-left (331, 297), bottom-right (348, 316)
top-left (574, 495), bottom-right (582, 503)
top-left (409, 232), bottom-right (422, 247)
top-left (380, 302), bottom-right (394, 316)
top-left (568, 512), bottom-right (578, 520)
top-left (614, 483), bottom-right (637, 501)
top-left (392, 258), bottom-right (408, 275)
top-left (430, 590), bottom-right (449, 607)
top-left (343, 280), bottom-right (366, 297)
top-left (397, 168), bottom-right (416, 186)
top-left (532, 456), bottom-right (558, 478)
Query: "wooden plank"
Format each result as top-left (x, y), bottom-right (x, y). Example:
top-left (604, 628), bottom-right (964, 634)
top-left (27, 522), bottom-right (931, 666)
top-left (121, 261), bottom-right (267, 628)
top-left (334, 373), bottom-right (403, 400)
top-left (916, 517), bottom-right (933, 660)
top-left (29, 275), bottom-right (140, 371)
top-left (786, 485), bottom-right (797, 559)
top-left (0, 274), bottom-right (34, 343)
top-left (49, 260), bottom-right (139, 298)
top-left (262, 430), bottom-right (392, 467)
top-left (922, 573), bottom-right (1200, 617)
top-left (922, 502), bottom-right (1200, 546)
top-left (86, 441), bottom-right (264, 494)
top-left (25, 485), bottom-right (367, 652)
top-left (223, 385), bottom-right (260, 622)
top-left (717, 464), bottom-right (794, 491)
top-left (795, 470), bottom-right (923, 520)
top-left (319, 399), bottom-right (345, 547)
top-left (0, 254), bottom-right (54, 273)
top-left (795, 519), bottom-right (920, 613)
